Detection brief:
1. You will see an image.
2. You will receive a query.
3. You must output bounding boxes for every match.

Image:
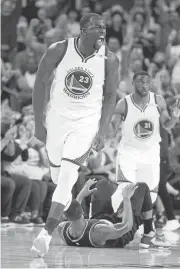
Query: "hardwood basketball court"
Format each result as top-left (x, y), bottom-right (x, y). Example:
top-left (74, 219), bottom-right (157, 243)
top-left (1, 226), bottom-right (180, 268)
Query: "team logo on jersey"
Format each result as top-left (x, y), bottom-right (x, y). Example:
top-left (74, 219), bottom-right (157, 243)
top-left (134, 120), bottom-right (154, 139)
top-left (64, 67), bottom-right (93, 99)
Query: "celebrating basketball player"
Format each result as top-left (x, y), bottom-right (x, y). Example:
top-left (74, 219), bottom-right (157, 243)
top-left (56, 179), bottom-right (170, 249)
top-left (111, 71), bottom-right (180, 211)
top-left (31, 13), bottom-right (120, 256)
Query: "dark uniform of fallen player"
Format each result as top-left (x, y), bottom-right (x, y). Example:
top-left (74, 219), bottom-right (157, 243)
top-left (57, 180), bottom-right (170, 249)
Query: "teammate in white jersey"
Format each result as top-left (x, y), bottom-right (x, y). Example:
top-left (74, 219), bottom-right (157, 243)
top-left (111, 71), bottom-right (180, 212)
top-left (31, 13), bottom-right (120, 256)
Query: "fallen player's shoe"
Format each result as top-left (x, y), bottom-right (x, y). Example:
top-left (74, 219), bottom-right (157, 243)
top-left (139, 231), bottom-right (171, 249)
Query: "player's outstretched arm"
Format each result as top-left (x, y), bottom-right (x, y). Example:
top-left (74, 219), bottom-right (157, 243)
top-left (156, 95), bottom-right (180, 130)
top-left (33, 40), bottom-right (67, 143)
top-left (113, 184), bottom-right (138, 230)
top-left (76, 178), bottom-right (97, 204)
top-left (111, 98), bottom-right (126, 136)
top-left (98, 51), bottom-right (120, 137)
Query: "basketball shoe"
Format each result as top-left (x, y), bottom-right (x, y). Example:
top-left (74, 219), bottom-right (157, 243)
top-left (139, 231), bottom-right (171, 249)
top-left (162, 219), bottom-right (180, 231)
top-left (31, 228), bottom-right (52, 257)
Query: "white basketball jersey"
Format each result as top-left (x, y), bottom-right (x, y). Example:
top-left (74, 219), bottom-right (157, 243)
top-left (48, 38), bottom-right (107, 119)
top-left (120, 92), bottom-right (161, 151)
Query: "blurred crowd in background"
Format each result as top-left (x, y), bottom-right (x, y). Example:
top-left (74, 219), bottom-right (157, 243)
top-left (1, 0), bottom-right (180, 229)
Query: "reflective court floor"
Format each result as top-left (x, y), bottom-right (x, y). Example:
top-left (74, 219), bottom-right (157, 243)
top-left (1, 226), bottom-right (180, 269)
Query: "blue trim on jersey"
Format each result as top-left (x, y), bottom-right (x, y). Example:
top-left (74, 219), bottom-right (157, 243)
top-left (130, 93), bottom-right (150, 112)
top-left (123, 98), bottom-right (128, 121)
top-left (66, 220), bottom-right (88, 242)
top-left (62, 219), bottom-right (103, 247)
top-left (74, 37), bottom-right (99, 63)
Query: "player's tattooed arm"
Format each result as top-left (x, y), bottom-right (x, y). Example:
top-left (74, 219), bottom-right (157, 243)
top-left (156, 95), bottom-right (180, 130)
top-left (33, 40), bottom-right (68, 143)
top-left (98, 51), bottom-right (120, 137)
top-left (111, 98), bottom-right (126, 136)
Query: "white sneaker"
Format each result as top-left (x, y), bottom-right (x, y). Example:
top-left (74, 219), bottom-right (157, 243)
top-left (162, 219), bottom-right (180, 232)
top-left (29, 258), bottom-right (47, 268)
top-left (31, 228), bottom-right (52, 257)
top-left (139, 231), bottom-right (171, 249)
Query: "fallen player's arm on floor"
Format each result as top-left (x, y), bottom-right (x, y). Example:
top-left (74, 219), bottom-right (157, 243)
top-left (94, 197), bottom-right (133, 242)
top-left (94, 221), bottom-right (131, 242)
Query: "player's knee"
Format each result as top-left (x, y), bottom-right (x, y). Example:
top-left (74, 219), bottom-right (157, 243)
top-left (58, 161), bottom-right (79, 185)
top-left (96, 178), bottom-right (108, 190)
top-left (50, 166), bottom-right (60, 184)
top-left (52, 161), bottom-right (79, 205)
top-left (52, 183), bottom-right (72, 205)
top-left (46, 145), bottom-right (62, 167)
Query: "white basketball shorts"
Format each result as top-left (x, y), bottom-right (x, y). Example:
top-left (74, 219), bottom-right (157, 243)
top-left (45, 109), bottom-right (100, 167)
top-left (112, 145), bottom-right (160, 211)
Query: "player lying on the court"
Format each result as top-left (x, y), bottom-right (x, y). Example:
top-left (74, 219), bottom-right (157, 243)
top-left (57, 179), bottom-right (170, 249)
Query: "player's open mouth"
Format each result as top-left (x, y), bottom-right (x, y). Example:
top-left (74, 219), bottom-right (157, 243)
top-left (96, 37), bottom-right (105, 46)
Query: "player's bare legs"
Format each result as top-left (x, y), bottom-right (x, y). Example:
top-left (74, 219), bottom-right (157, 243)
top-left (31, 11), bottom-right (119, 256)
top-left (31, 161), bottom-right (79, 256)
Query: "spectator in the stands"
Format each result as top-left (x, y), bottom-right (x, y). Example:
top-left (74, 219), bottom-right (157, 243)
top-left (36, 8), bottom-right (53, 42)
top-left (159, 69), bottom-right (179, 111)
top-left (106, 11), bottom-right (126, 46)
top-left (108, 36), bottom-right (122, 61)
top-left (169, 133), bottom-right (180, 183)
top-left (67, 9), bottom-right (80, 38)
top-left (80, 6), bottom-right (92, 17)
top-left (16, 16), bottom-right (28, 52)
top-left (166, 30), bottom-right (180, 92)
top-left (1, 0), bottom-right (22, 62)
top-left (1, 124), bottom-right (32, 225)
top-left (157, 126), bottom-right (180, 231)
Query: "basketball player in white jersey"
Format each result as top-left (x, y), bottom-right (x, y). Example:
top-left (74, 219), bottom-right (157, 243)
top-left (111, 71), bottom-right (180, 212)
top-left (31, 13), bottom-right (120, 256)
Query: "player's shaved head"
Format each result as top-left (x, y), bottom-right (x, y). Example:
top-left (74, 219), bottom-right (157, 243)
top-left (80, 13), bottom-right (103, 29)
top-left (64, 199), bottom-right (84, 221)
